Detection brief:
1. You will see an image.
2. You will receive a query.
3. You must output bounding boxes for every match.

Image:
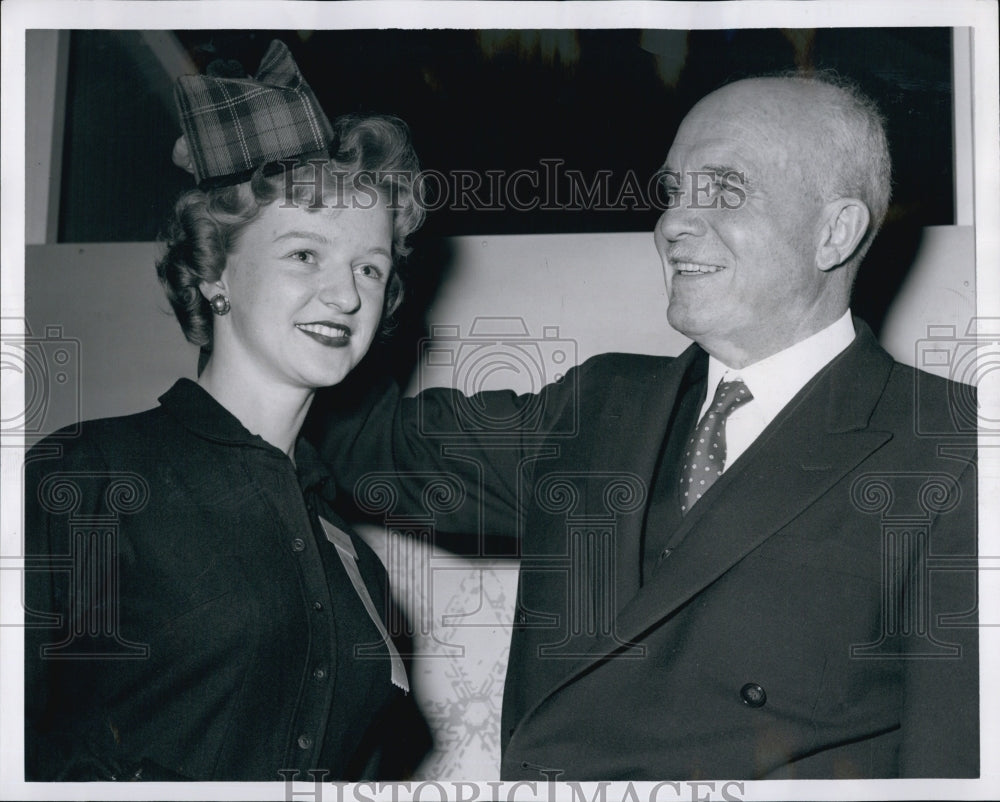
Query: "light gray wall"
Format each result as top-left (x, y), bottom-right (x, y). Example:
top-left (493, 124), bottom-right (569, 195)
top-left (23, 225), bottom-right (976, 436)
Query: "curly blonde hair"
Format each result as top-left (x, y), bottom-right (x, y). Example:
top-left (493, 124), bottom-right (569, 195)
top-left (157, 114), bottom-right (425, 353)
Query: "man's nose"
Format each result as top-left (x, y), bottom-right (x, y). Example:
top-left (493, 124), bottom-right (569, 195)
top-left (656, 202), bottom-right (708, 242)
top-left (318, 265), bottom-right (361, 313)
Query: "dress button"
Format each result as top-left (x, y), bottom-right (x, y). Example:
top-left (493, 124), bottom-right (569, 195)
top-left (740, 682), bottom-right (767, 707)
top-left (313, 667), bottom-right (327, 680)
top-left (658, 548), bottom-right (673, 562)
top-left (297, 735), bottom-right (313, 750)
top-left (312, 601), bottom-right (324, 611)
top-left (291, 538), bottom-right (306, 552)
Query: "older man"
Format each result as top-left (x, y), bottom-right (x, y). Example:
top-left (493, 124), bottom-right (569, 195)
top-left (317, 75), bottom-right (978, 779)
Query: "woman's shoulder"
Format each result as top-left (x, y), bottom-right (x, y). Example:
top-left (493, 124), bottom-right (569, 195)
top-left (26, 404), bottom-right (175, 471)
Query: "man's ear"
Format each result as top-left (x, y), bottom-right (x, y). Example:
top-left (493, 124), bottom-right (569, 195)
top-left (816, 198), bottom-right (871, 271)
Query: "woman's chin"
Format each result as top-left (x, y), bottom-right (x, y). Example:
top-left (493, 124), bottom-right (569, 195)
top-left (303, 365), bottom-right (355, 391)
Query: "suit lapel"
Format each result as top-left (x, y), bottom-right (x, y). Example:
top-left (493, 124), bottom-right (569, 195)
top-left (611, 407), bottom-right (891, 649)
top-left (578, 345), bottom-right (706, 616)
top-left (525, 322), bottom-right (896, 708)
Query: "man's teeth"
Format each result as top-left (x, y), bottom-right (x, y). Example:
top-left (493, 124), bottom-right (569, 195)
top-left (297, 323), bottom-right (348, 338)
top-left (674, 261), bottom-right (724, 275)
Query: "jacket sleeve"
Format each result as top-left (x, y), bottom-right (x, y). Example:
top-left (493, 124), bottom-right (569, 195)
top-left (898, 454), bottom-right (979, 777)
top-left (313, 362), bottom-right (583, 539)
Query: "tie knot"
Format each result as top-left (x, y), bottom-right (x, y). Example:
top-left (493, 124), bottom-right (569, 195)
top-left (711, 378), bottom-right (753, 419)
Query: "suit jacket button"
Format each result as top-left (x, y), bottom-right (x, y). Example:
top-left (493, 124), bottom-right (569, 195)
top-left (515, 610), bottom-right (527, 625)
top-left (740, 682), bottom-right (767, 707)
top-left (297, 735), bottom-right (313, 750)
top-left (292, 538), bottom-right (306, 552)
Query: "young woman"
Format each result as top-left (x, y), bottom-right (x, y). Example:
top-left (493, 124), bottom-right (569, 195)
top-left (24, 41), bottom-right (425, 781)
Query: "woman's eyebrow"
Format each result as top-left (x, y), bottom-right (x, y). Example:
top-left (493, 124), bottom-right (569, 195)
top-left (274, 229), bottom-right (331, 242)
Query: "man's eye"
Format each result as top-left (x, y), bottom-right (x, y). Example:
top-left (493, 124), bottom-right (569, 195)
top-left (720, 170), bottom-right (746, 191)
top-left (658, 177), bottom-right (682, 198)
top-left (658, 174), bottom-right (681, 193)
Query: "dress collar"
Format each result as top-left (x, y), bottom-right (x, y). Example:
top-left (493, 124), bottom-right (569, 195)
top-left (158, 379), bottom-right (334, 498)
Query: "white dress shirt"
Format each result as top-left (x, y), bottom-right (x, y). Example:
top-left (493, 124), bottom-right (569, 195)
top-left (700, 310), bottom-right (856, 472)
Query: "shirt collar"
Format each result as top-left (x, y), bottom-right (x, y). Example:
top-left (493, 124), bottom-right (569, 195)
top-left (158, 379), bottom-right (334, 498)
top-left (705, 309), bottom-right (856, 418)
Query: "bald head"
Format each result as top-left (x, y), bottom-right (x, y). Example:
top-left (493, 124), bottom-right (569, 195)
top-left (699, 76), bottom-right (892, 268)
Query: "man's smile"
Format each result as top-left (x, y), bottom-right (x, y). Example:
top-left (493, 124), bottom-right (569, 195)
top-left (670, 259), bottom-right (728, 276)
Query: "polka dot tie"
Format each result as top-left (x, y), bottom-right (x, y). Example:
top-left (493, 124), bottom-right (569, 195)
top-left (679, 378), bottom-right (753, 515)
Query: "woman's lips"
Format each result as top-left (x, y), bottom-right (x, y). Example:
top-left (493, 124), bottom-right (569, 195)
top-left (296, 322), bottom-right (351, 347)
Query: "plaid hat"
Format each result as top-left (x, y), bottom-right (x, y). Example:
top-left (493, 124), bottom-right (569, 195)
top-left (173, 40), bottom-right (334, 188)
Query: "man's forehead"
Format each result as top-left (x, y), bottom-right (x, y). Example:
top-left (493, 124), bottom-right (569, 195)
top-left (665, 83), bottom-right (810, 170)
top-left (664, 123), bottom-right (790, 173)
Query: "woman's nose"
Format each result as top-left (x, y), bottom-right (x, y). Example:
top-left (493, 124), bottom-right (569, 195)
top-left (318, 266), bottom-right (361, 314)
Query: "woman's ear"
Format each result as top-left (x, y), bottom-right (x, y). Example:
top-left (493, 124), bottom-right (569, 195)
top-left (815, 198), bottom-right (871, 272)
top-left (199, 275), bottom-right (228, 303)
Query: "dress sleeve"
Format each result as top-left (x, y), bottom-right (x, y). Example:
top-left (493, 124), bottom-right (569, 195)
top-left (22, 435), bottom-right (108, 780)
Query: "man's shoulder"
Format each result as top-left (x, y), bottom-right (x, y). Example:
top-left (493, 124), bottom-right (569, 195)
top-left (573, 350), bottom-right (685, 383)
top-left (831, 325), bottom-right (975, 438)
top-left (876, 358), bottom-right (976, 440)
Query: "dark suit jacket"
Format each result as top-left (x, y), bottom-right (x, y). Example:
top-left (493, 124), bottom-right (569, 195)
top-left (318, 321), bottom-right (978, 779)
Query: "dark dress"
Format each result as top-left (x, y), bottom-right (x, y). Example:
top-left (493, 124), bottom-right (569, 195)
top-left (24, 379), bottom-right (409, 781)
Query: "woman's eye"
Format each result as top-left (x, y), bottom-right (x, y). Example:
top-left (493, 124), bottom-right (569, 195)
top-left (289, 250), bottom-right (317, 264)
top-left (355, 263), bottom-right (384, 280)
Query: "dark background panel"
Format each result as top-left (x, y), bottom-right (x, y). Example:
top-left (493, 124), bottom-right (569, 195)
top-left (57, 27), bottom-right (954, 242)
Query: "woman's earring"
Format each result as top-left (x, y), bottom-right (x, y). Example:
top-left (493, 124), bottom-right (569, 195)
top-left (210, 294), bottom-right (231, 316)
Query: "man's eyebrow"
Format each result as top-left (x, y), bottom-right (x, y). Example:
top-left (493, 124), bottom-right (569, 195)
top-left (658, 164), bottom-right (745, 178)
top-left (701, 164), bottom-right (745, 177)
